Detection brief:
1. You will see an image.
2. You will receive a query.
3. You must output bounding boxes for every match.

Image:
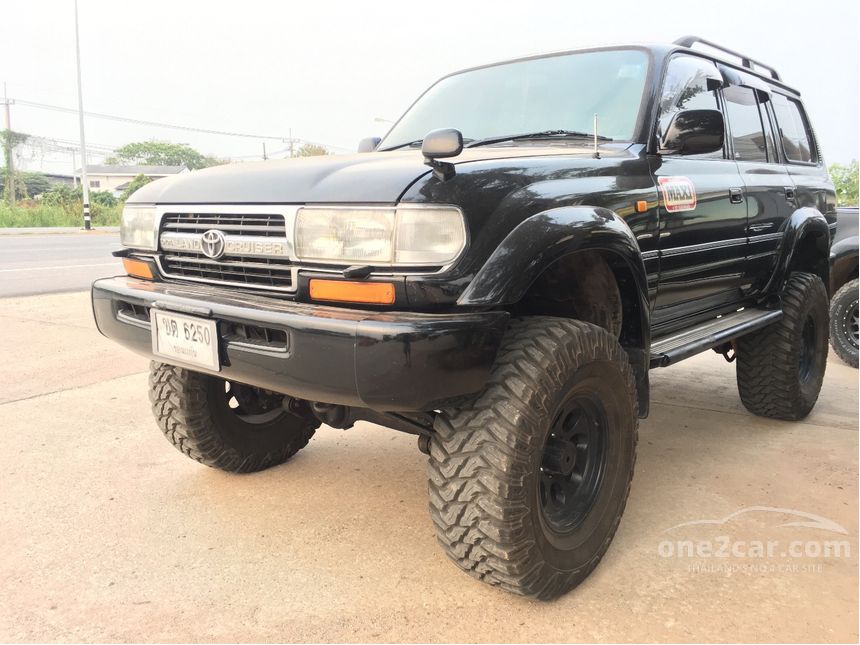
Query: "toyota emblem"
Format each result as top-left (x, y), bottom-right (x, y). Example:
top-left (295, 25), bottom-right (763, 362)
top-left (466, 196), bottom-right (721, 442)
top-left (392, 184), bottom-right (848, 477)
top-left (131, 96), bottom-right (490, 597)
top-left (200, 229), bottom-right (227, 259)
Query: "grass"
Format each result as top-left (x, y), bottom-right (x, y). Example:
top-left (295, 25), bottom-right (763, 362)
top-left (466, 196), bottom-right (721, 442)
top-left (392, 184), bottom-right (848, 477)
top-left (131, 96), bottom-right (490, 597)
top-left (0, 203), bottom-right (122, 227)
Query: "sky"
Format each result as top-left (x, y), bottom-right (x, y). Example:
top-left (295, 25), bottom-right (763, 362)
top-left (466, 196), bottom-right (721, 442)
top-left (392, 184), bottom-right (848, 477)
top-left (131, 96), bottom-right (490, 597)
top-left (2, 0), bottom-right (858, 175)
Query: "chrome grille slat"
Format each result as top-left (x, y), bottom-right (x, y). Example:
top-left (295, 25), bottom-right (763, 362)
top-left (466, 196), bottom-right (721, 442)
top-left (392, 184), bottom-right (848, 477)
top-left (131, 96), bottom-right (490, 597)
top-left (161, 222), bottom-right (287, 234)
top-left (161, 212), bottom-right (286, 238)
top-left (158, 211), bottom-right (296, 292)
top-left (162, 255), bottom-right (295, 272)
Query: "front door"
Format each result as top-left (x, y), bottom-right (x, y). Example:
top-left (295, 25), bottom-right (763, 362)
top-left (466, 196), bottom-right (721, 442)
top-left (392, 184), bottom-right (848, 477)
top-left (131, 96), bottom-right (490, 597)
top-left (650, 54), bottom-right (749, 333)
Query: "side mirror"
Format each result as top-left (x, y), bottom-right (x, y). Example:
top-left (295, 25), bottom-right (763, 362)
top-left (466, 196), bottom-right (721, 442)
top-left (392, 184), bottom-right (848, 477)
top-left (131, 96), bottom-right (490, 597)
top-left (421, 128), bottom-right (463, 160)
top-left (659, 109), bottom-right (724, 156)
top-left (357, 137), bottom-right (381, 153)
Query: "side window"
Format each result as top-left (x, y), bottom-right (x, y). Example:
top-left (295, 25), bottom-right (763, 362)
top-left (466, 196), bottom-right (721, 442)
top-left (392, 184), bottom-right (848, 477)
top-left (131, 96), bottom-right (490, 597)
top-left (759, 99), bottom-right (779, 163)
top-left (771, 94), bottom-right (816, 163)
top-left (723, 86), bottom-right (768, 162)
top-left (657, 55), bottom-right (724, 159)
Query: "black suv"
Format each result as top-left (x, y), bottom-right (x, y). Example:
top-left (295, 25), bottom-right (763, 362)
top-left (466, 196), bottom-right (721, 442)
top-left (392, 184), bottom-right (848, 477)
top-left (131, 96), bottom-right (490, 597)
top-left (93, 36), bottom-right (836, 599)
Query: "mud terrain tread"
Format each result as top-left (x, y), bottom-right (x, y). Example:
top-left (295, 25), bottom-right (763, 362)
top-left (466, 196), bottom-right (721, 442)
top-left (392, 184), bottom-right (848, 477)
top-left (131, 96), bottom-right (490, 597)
top-left (148, 362), bottom-right (315, 473)
top-left (427, 317), bottom-right (638, 600)
top-left (829, 278), bottom-right (859, 368)
top-left (736, 272), bottom-right (828, 420)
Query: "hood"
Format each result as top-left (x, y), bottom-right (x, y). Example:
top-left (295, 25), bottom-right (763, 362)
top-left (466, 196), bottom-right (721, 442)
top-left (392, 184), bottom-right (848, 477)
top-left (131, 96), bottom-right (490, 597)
top-left (128, 146), bottom-right (629, 205)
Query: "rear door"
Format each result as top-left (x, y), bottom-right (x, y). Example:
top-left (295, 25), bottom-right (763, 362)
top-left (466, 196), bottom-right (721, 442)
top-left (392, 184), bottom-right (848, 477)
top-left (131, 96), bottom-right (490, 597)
top-left (769, 93), bottom-right (837, 231)
top-left (650, 54), bottom-right (749, 331)
top-left (720, 79), bottom-right (794, 297)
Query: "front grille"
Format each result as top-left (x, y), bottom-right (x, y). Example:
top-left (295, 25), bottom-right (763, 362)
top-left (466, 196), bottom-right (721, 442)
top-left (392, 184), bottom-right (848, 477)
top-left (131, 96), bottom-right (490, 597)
top-left (161, 212), bottom-right (286, 237)
top-left (158, 212), bottom-right (296, 292)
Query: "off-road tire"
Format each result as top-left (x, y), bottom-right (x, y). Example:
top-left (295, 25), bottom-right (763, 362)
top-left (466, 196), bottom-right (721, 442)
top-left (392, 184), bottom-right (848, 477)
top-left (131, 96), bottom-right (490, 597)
top-left (736, 272), bottom-right (829, 420)
top-left (428, 317), bottom-right (638, 600)
top-left (829, 278), bottom-right (859, 368)
top-left (149, 362), bottom-right (319, 473)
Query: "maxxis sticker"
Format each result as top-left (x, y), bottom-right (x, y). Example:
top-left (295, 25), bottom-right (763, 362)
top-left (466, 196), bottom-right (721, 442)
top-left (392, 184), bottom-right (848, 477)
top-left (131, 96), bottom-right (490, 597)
top-left (658, 176), bottom-right (697, 212)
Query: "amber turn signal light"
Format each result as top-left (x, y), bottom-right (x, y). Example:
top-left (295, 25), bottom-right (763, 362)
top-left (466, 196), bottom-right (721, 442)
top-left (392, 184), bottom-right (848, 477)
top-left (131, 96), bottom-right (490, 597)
top-left (309, 279), bottom-right (395, 305)
top-left (635, 200), bottom-right (648, 213)
top-left (122, 257), bottom-right (154, 280)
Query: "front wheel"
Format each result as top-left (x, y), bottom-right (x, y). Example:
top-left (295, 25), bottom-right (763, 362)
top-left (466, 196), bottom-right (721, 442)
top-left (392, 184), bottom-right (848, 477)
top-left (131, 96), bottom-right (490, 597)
top-left (149, 362), bottom-right (320, 473)
top-left (736, 272), bottom-right (829, 420)
top-left (428, 317), bottom-right (638, 600)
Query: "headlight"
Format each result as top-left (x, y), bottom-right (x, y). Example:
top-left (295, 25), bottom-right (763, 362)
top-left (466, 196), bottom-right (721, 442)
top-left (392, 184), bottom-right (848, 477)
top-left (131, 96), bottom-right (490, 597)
top-left (120, 204), bottom-right (159, 250)
top-left (295, 206), bottom-right (466, 266)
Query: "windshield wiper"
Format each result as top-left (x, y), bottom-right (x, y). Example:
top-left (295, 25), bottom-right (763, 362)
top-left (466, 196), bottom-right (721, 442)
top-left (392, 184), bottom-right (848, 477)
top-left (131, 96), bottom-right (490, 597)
top-left (379, 136), bottom-right (476, 152)
top-left (378, 139), bottom-right (424, 152)
top-left (466, 129), bottom-right (613, 148)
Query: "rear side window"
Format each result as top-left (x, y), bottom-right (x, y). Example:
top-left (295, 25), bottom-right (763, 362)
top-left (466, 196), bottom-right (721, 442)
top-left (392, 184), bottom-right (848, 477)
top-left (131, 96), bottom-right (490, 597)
top-left (771, 94), bottom-right (816, 163)
top-left (723, 86), bottom-right (769, 162)
top-left (657, 55), bottom-right (724, 159)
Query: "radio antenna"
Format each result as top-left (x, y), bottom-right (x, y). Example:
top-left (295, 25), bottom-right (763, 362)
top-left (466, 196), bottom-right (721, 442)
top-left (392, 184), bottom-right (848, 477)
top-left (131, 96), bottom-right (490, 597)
top-left (593, 113), bottom-right (600, 159)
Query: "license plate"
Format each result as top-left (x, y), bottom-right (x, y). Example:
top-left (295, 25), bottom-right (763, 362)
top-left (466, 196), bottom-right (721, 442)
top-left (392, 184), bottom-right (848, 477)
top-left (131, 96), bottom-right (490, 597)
top-left (151, 310), bottom-right (220, 371)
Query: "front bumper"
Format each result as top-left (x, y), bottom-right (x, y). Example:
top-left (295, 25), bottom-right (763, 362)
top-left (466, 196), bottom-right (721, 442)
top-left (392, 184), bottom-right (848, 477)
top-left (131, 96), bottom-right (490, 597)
top-left (91, 277), bottom-right (509, 411)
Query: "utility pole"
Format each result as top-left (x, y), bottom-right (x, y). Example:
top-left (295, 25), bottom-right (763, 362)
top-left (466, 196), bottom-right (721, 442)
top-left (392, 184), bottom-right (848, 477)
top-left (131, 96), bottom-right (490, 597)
top-left (73, 0), bottom-right (91, 230)
top-left (262, 141), bottom-right (267, 160)
top-left (2, 82), bottom-right (15, 203)
top-left (288, 128), bottom-right (294, 158)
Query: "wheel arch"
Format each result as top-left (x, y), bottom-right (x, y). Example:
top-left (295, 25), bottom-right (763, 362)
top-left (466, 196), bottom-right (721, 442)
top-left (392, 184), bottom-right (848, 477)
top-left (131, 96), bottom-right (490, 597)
top-left (458, 206), bottom-right (651, 416)
top-left (769, 207), bottom-right (831, 296)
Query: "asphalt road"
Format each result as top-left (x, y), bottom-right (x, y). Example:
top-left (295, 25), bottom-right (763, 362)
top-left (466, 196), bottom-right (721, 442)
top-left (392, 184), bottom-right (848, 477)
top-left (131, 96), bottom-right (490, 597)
top-left (0, 291), bottom-right (857, 642)
top-left (0, 232), bottom-right (123, 298)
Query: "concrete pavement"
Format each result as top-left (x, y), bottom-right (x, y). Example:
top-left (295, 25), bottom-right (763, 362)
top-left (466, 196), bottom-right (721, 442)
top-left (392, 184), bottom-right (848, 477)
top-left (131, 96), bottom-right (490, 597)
top-left (0, 291), bottom-right (857, 642)
top-left (0, 233), bottom-right (123, 297)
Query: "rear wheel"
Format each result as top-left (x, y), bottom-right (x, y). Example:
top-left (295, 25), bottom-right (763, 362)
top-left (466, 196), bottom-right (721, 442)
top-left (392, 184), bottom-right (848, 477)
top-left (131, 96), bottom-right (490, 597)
top-left (736, 272), bottom-right (829, 420)
top-left (829, 278), bottom-right (859, 368)
top-left (149, 362), bottom-right (320, 472)
top-left (428, 317), bottom-right (638, 600)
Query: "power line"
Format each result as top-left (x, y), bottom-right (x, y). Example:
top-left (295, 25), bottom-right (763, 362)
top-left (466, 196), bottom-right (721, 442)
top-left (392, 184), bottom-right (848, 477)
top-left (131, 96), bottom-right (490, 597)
top-left (15, 98), bottom-right (288, 140)
top-left (12, 97), bottom-right (351, 151)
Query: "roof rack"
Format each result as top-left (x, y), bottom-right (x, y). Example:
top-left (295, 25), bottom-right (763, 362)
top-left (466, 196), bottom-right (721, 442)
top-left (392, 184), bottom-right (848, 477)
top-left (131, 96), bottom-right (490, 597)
top-left (674, 35), bottom-right (781, 81)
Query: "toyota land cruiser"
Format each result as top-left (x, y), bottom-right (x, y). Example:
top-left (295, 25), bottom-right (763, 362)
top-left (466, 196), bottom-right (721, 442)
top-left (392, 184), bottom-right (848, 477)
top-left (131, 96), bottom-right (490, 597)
top-left (92, 36), bottom-right (836, 599)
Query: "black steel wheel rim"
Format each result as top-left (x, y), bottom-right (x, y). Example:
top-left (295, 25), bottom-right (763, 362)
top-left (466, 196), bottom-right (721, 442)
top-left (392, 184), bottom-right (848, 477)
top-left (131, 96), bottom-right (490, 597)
top-left (799, 315), bottom-right (817, 383)
top-left (224, 380), bottom-right (285, 424)
top-left (845, 300), bottom-right (860, 349)
top-left (539, 394), bottom-right (608, 534)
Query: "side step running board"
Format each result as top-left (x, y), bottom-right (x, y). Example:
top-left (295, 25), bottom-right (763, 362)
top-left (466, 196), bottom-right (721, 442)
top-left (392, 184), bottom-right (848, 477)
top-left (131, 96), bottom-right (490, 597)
top-left (650, 308), bottom-right (782, 368)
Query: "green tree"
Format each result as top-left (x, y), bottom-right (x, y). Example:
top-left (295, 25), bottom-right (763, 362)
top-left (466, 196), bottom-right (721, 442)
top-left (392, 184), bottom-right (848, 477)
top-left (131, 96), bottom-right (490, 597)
top-left (107, 141), bottom-right (220, 170)
top-left (829, 161), bottom-right (859, 207)
top-left (21, 172), bottom-right (52, 197)
top-left (1, 129), bottom-right (29, 202)
top-left (0, 172), bottom-right (30, 200)
top-left (119, 173), bottom-right (153, 201)
top-left (293, 143), bottom-right (329, 157)
top-left (89, 190), bottom-right (117, 207)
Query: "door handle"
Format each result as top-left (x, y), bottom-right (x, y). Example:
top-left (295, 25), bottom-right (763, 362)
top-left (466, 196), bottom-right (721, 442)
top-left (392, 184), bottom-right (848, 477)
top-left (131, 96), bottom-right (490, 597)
top-left (784, 186), bottom-right (796, 201)
top-left (729, 188), bottom-right (744, 204)
top-left (748, 223), bottom-right (774, 232)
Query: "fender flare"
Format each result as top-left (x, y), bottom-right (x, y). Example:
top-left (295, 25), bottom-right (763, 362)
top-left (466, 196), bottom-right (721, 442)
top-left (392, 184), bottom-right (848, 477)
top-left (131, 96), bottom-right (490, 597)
top-left (829, 235), bottom-right (858, 294)
top-left (458, 206), bottom-right (651, 416)
top-left (458, 206), bottom-right (647, 308)
top-left (767, 207), bottom-right (831, 296)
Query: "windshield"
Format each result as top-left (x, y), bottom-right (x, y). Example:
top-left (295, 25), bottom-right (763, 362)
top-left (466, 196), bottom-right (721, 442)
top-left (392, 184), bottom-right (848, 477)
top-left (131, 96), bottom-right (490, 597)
top-left (379, 48), bottom-right (649, 150)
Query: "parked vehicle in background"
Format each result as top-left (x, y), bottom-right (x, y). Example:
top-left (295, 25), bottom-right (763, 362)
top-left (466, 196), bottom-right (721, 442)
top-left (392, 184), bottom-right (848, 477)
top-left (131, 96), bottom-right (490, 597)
top-left (93, 36), bottom-right (836, 599)
top-left (829, 207), bottom-right (858, 367)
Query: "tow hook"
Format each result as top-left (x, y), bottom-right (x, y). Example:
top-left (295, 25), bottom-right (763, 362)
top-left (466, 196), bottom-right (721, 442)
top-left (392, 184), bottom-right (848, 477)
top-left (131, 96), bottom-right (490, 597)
top-left (714, 341), bottom-right (737, 363)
